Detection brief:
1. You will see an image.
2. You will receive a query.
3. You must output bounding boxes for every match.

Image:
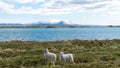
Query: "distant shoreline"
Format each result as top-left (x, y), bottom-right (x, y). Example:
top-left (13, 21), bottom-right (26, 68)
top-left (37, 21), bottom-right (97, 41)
top-left (0, 25), bottom-right (113, 28)
top-left (1, 39), bottom-right (119, 43)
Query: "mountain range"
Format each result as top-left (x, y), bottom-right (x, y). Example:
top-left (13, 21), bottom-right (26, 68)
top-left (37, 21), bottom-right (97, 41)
top-left (0, 21), bottom-right (73, 26)
top-left (0, 21), bottom-right (107, 28)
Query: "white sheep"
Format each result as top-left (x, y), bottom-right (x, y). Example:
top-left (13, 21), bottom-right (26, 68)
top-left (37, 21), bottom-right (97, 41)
top-left (44, 49), bottom-right (56, 65)
top-left (59, 52), bottom-right (74, 64)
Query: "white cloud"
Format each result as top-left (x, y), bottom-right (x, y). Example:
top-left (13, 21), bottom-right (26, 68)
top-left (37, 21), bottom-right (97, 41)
top-left (0, 1), bottom-right (14, 9)
top-left (11, 0), bottom-right (45, 4)
top-left (0, 18), bottom-right (19, 23)
top-left (1, 0), bottom-right (120, 15)
top-left (5, 6), bottom-right (73, 15)
top-left (108, 11), bottom-right (120, 15)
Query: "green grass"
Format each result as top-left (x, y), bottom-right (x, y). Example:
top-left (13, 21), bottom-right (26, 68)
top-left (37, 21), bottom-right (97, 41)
top-left (0, 39), bottom-right (120, 68)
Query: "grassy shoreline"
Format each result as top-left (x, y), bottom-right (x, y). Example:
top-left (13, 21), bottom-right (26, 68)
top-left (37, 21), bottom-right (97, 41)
top-left (0, 39), bottom-right (120, 68)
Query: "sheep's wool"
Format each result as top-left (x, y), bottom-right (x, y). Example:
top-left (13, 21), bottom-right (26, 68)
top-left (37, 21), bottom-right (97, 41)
top-left (44, 49), bottom-right (56, 65)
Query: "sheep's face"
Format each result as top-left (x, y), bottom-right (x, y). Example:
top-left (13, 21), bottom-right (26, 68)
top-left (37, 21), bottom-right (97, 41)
top-left (60, 52), bottom-right (64, 54)
top-left (44, 49), bottom-right (49, 53)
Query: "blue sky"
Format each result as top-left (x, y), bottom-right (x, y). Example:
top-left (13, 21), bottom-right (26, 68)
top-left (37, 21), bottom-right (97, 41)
top-left (0, 0), bottom-right (120, 25)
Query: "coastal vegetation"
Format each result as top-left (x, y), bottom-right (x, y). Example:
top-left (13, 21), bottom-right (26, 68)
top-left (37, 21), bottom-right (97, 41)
top-left (0, 39), bottom-right (120, 68)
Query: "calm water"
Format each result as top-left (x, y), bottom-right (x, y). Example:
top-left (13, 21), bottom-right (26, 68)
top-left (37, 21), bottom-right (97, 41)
top-left (0, 28), bottom-right (120, 42)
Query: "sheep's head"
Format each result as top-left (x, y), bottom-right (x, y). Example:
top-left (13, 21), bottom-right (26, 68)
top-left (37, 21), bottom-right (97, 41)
top-left (60, 52), bottom-right (64, 54)
top-left (44, 49), bottom-right (49, 53)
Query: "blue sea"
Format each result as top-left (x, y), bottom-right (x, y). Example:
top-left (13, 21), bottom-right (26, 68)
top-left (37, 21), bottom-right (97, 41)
top-left (0, 28), bottom-right (120, 42)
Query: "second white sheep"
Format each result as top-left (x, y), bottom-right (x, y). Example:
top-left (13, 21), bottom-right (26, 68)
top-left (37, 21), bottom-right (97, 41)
top-left (59, 52), bottom-right (74, 64)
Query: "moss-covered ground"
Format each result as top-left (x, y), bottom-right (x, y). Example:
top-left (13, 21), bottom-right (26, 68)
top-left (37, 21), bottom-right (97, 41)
top-left (0, 39), bottom-right (120, 68)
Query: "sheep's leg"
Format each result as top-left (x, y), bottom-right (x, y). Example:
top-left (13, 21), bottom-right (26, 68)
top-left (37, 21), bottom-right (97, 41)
top-left (64, 60), bottom-right (66, 65)
top-left (51, 61), bottom-right (55, 65)
top-left (51, 61), bottom-right (54, 65)
top-left (45, 59), bottom-right (48, 65)
top-left (69, 57), bottom-right (75, 64)
top-left (71, 58), bottom-right (75, 64)
top-left (52, 62), bottom-right (55, 65)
